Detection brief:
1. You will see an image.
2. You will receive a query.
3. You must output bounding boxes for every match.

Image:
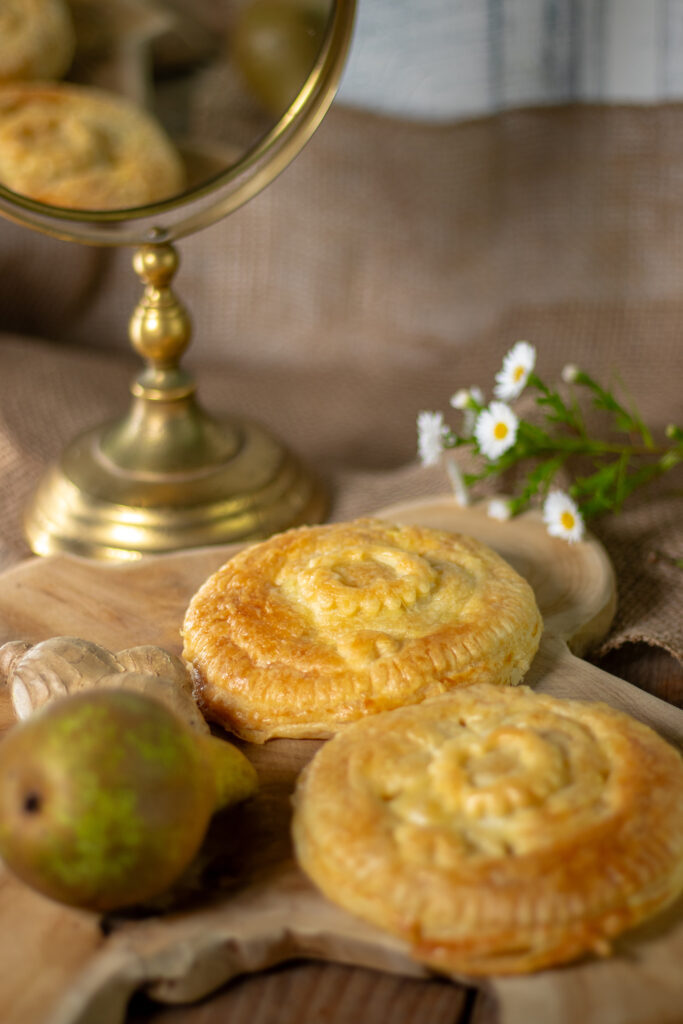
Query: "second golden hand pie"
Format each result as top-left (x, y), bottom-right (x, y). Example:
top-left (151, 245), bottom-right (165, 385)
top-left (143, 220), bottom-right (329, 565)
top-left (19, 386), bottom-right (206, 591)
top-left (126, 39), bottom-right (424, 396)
top-left (181, 518), bottom-right (542, 742)
top-left (291, 683), bottom-right (683, 975)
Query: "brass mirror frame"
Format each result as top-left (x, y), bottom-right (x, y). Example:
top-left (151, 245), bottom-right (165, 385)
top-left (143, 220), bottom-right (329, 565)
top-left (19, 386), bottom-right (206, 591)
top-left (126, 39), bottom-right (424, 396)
top-left (0, 0), bottom-right (356, 561)
top-left (0, 0), bottom-right (356, 245)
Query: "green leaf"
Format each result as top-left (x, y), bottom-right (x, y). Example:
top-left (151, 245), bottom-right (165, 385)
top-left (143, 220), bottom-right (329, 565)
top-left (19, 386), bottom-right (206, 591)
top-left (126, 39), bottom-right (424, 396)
top-left (531, 376), bottom-right (579, 430)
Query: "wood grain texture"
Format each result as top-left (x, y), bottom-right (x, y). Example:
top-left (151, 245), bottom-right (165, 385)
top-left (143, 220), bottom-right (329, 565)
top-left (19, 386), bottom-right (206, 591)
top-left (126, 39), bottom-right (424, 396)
top-left (0, 498), bottom-right (680, 1024)
top-left (126, 962), bottom-right (473, 1024)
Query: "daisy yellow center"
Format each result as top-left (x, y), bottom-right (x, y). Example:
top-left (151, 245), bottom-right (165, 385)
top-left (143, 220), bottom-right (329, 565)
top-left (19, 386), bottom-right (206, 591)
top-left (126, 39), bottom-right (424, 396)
top-left (561, 511), bottom-right (575, 530)
top-left (493, 422), bottom-right (508, 440)
top-left (513, 365), bottom-right (525, 381)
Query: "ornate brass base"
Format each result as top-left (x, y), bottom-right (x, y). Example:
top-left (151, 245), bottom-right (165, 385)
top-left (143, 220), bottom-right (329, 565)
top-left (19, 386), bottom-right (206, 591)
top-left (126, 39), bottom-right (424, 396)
top-left (24, 416), bottom-right (327, 561)
top-left (24, 242), bottom-right (327, 560)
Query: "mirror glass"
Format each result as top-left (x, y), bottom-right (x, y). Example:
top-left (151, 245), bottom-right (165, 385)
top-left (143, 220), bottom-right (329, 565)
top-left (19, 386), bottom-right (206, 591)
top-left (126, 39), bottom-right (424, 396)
top-left (0, 0), bottom-right (334, 215)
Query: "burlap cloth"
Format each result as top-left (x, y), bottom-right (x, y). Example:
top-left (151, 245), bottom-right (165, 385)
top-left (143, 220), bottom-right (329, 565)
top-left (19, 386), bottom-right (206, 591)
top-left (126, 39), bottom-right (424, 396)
top-left (0, 103), bottom-right (681, 666)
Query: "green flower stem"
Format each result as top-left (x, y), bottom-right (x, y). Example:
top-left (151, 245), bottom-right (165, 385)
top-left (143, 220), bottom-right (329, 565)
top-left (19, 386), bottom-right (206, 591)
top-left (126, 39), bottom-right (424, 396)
top-left (445, 433), bottom-right (680, 461)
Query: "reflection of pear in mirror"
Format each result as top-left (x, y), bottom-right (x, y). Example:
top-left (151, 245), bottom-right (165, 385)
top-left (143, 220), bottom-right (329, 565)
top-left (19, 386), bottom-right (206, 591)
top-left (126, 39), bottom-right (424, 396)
top-left (0, 81), bottom-right (185, 209)
top-left (231, 0), bottom-right (328, 117)
top-left (0, 0), bottom-right (75, 83)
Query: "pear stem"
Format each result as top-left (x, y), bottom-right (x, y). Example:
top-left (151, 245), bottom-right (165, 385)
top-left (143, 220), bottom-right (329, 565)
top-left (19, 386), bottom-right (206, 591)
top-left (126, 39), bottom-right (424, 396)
top-left (203, 735), bottom-right (258, 810)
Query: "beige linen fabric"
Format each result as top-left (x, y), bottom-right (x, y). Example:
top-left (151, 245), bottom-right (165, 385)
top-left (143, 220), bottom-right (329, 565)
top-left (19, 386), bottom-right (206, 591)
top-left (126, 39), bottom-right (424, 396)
top-left (0, 104), bottom-right (681, 662)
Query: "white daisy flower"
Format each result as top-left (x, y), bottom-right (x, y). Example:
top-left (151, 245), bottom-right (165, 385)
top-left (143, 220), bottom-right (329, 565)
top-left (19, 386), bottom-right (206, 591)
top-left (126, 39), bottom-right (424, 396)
top-left (493, 341), bottom-right (536, 401)
top-left (561, 363), bottom-right (580, 384)
top-left (417, 410), bottom-right (447, 466)
top-left (474, 401), bottom-right (519, 460)
top-left (542, 490), bottom-right (585, 543)
top-left (450, 386), bottom-right (484, 436)
top-left (487, 498), bottom-right (511, 521)
top-left (450, 385), bottom-right (484, 410)
top-left (445, 457), bottom-right (469, 506)
top-left (450, 389), bottom-right (470, 410)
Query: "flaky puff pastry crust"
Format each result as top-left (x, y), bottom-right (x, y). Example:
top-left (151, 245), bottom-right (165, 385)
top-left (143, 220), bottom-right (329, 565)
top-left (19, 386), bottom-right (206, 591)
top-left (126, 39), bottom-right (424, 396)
top-left (181, 519), bottom-right (542, 742)
top-left (292, 684), bottom-right (683, 975)
top-left (0, 82), bottom-right (184, 209)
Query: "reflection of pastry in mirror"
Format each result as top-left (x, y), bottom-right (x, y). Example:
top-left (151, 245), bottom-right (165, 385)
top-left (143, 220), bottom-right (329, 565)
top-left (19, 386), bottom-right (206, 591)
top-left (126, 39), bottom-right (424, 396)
top-left (0, 0), bottom-right (75, 83)
top-left (0, 81), bottom-right (185, 208)
top-left (292, 683), bottom-right (683, 976)
top-left (182, 518), bottom-right (542, 742)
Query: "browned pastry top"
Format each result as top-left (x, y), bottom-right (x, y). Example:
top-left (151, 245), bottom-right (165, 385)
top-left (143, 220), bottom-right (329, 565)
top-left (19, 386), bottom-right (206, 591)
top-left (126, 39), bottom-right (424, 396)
top-left (292, 683), bottom-right (683, 975)
top-left (182, 518), bottom-right (542, 742)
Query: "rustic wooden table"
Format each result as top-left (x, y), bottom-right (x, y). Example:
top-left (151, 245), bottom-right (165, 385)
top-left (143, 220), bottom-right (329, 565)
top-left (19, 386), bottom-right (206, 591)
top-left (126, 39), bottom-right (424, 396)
top-left (124, 646), bottom-right (683, 1024)
top-left (1, 508), bottom-right (680, 1024)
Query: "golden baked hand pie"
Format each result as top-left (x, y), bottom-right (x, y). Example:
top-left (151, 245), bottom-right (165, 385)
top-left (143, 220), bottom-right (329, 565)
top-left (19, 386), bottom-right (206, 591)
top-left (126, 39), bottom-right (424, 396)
top-left (0, 0), bottom-right (75, 83)
top-left (181, 518), bottom-right (542, 742)
top-left (292, 684), bottom-right (683, 976)
top-left (0, 82), bottom-right (184, 209)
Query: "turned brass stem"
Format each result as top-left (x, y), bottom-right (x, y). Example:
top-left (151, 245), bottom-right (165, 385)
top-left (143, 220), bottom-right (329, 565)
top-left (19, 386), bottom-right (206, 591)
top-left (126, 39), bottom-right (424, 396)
top-left (129, 244), bottom-right (191, 373)
top-left (100, 243), bottom-right (239, 474)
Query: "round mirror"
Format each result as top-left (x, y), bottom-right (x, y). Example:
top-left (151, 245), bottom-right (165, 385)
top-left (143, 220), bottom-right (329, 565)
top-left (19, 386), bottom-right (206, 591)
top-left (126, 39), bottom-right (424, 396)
top-left (0, 0), bottom-right (354, 245)
top-left (0, 0), bottom-right (356, 560)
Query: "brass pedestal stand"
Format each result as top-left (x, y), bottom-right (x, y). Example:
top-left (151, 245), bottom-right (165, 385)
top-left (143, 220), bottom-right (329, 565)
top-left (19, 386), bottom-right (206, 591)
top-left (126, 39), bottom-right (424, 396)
top-left (0, 1), bottom-right (355, 559)
top-left (24, 244), bottom-right (326, 560)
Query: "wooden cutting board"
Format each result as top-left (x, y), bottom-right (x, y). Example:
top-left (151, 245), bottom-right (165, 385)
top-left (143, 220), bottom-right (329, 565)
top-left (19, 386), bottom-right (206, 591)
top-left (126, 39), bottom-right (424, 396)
top-left (0, 497), bottom-right (681, 1024)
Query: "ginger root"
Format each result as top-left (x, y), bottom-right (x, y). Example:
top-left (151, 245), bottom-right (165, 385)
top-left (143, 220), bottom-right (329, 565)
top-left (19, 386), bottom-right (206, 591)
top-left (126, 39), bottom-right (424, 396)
top-left (0, 637), bottom-right (208, 733)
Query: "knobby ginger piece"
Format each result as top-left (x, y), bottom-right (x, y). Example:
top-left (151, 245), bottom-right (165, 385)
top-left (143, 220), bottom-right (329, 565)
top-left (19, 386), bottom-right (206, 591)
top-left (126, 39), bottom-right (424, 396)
top-left (0, 636), bottom-right (208, 733)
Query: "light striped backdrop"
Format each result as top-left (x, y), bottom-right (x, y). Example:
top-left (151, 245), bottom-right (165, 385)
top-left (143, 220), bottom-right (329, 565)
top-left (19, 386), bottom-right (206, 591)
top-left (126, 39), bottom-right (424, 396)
top-left (337, 0), bottom-right (683, 121)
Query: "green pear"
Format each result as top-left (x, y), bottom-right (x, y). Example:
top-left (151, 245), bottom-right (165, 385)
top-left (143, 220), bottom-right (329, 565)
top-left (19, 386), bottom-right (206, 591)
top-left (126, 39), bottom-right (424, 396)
top-left (0, 688), bottom-right (257, 911)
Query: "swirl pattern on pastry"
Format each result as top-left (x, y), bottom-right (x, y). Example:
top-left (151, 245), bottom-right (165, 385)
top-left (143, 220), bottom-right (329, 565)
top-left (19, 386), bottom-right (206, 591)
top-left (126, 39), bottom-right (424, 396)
top-left (181, 519), bottom-right (542, 742)
top-left (0, 0), bottom-right (75, 83)
top-left (0, 82), bottom-right (185, 209)
top-left (292, 684), bottom-right (683, 975)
